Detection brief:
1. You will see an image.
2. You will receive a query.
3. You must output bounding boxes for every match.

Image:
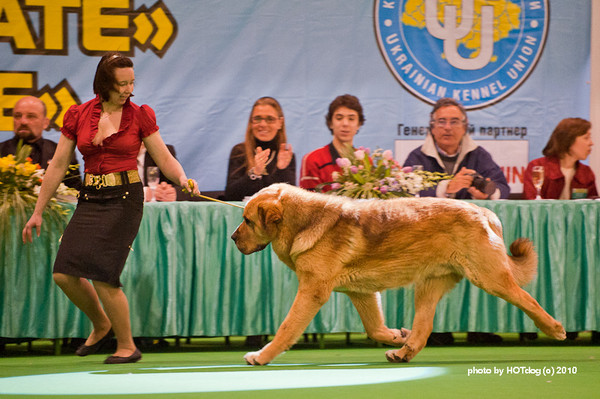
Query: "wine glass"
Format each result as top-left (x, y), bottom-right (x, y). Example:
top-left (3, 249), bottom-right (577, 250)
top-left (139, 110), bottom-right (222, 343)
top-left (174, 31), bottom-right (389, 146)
top-left (531, 165), bottom-right (544, 200)
top-left (146, 166), bottom-right (160, 202)
top-left (412, 165), bottom-right (423, 197)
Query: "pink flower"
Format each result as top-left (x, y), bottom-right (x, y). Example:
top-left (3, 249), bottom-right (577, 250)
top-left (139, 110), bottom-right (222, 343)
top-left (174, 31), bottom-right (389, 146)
top-left (336, 157), bottom-right (351, 168)
top-left (402, 166), bottom-right (413, 173)
top-left (380, 185), bottom-right (389, 194)
top-left (382, 150), bottom-right (393, 160)
top-left (350, 166), bottom-right (358, 174)
top-left (331, 182), bottom-right (342, 189)
top-left (354, 149), bottom-right (365, 160)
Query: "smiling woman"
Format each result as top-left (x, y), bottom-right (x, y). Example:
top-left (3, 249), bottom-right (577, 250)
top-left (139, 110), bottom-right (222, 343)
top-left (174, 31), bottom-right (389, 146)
top-left (21, 52), bottom-right (199, 366)
top-left (224, 96), bottom-right (296, 201)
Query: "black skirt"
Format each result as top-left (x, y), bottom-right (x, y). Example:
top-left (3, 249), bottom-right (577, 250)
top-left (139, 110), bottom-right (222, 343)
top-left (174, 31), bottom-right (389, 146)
top-left (53, 183), bottom-right (144, 287)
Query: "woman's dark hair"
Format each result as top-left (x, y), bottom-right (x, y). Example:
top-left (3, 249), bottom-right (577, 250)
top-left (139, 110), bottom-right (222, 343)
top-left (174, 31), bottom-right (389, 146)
top-left (93, 52), bottom-right (134, 102)
top-left (325, 94), bottom-right (365, 133)
top-left (542, 117), bottom-right (591, 158)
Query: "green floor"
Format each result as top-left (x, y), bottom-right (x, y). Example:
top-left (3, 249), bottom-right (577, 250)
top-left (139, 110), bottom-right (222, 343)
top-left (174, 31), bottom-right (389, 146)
top-left (1, 334), bottom-right (599, 399)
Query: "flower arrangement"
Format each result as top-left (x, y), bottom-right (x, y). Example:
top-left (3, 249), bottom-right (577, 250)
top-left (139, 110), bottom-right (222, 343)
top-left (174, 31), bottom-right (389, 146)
top-left (323, 147), bottom-right (450, 199)
top-left (0, 140), bottom-right (78, 240)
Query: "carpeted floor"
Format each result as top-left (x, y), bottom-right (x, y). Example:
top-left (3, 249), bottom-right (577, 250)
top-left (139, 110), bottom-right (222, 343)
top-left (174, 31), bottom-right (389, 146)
top-left (1, 333), bottom-right (598, 398)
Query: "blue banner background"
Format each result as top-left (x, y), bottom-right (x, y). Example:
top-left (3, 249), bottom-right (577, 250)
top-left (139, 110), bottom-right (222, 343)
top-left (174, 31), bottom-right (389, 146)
top-left (0, 1), bottom-right (591, 191)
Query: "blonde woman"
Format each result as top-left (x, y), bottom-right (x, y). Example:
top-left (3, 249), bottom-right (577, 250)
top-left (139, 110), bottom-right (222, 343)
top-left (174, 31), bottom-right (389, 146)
top-left (224, 97), bottom-right (295, 201)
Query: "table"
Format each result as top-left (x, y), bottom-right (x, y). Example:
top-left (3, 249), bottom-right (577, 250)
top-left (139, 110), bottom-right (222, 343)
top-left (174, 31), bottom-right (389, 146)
top-left (1, 200), bottom-right (598, 339)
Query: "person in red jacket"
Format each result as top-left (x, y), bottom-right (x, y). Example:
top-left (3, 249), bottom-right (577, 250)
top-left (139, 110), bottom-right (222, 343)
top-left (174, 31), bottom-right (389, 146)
top-left (523, 117), bottom-right (596, 342)
top-left (299, 94), bottom-right (365, 192)
top-left (523, 118), bottom-right (596, 200)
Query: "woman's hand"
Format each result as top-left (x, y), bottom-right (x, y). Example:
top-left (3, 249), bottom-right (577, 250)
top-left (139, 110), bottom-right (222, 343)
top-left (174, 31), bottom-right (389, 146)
top-left (154, 182), bottom-right (177, 201)
top-left (182, 178), bottom-right (201, 197)
top-left (253, 147), bottom-right (271, 175)
top-left (22, 212), bottom-right (43, 243)
top-left (276, 143), bottom-right (293, 170)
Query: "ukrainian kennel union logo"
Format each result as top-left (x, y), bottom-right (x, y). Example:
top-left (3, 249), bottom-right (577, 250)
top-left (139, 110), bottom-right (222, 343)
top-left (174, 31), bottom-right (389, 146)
top-left (374, 0), bottom-right (548, 109)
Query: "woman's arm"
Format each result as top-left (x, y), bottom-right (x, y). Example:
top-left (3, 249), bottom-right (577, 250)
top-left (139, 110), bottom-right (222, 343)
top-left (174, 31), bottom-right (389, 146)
top-left (143, 131), bottom-right (198, 194)
top-left (224, 145), bottom-right (263, 201)
top-left (267, 154), bottom-right (296, 185)
top-left (22, 135), bottom-right (76, 242)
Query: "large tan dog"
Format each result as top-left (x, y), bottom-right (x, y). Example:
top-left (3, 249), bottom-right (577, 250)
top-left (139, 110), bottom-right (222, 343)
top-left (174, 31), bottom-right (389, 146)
top-left (231, 183), bottom-right (566, 365)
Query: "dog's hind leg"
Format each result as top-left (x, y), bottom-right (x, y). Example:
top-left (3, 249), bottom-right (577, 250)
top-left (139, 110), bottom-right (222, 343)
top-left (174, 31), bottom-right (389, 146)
top-left (386, 275), bottom-right (460, 363)
top-left (469, 266), bottom-right (566, 341)
top-left (347, 291), bottom-right (410, 346)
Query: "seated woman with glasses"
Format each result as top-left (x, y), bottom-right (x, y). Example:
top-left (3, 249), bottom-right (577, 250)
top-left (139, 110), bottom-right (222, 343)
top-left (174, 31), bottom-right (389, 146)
top-left (403, 97), bottom-right (509, 200)
top-left (224, 97), bottom-right (296, 201)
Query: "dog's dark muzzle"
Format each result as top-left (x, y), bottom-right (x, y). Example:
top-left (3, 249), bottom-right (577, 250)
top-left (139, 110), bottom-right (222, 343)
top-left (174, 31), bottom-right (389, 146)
top-left (231, 229), bottom-right (268, 255)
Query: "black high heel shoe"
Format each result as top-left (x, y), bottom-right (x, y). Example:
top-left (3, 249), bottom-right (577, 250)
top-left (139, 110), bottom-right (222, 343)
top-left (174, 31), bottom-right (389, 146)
top-left (75, 329), bottom-right (114, 356)
top-left (104, 348), bottom-right (142, 364)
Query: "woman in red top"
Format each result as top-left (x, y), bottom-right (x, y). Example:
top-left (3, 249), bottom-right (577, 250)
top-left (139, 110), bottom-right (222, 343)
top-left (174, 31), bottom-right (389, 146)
top-left (23, 53), bottom-right (199, 364)
top-left (523, 118), bottom-right (596, 199)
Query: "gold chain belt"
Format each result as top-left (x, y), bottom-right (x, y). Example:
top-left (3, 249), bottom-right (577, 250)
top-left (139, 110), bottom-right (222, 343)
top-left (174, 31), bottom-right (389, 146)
top-left (84, 170), bottom-right (140, 189)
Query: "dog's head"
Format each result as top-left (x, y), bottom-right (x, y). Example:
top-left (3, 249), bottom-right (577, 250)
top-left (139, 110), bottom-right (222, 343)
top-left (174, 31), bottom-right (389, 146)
top-left (231, 185), bottom-right (283, 255)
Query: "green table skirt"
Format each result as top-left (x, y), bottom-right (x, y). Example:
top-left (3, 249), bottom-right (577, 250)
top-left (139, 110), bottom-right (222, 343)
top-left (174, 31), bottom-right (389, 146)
top-left (1, 200), bottom-right (598, 338)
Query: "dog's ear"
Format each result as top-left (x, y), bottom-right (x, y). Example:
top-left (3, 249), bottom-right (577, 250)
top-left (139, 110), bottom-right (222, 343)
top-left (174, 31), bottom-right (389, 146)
top-left (258, 200), bottom-right (282, 227)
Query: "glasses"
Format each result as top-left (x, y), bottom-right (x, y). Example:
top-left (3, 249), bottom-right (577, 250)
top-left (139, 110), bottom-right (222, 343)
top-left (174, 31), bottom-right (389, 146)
top-left (252, 116), bottom-right (279, 124)
top-left (432, 118), bottom-right (465, 128)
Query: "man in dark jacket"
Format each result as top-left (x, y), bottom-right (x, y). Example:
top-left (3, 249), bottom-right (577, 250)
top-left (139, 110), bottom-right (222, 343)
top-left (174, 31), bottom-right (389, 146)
top-left (403, 97), bottom-right (509, 199)
top-left (0, 96), bottom-right (81, 190)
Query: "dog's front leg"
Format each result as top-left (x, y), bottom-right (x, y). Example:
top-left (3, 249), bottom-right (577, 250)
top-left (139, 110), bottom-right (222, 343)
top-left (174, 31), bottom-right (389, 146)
top-left (244, 278), bottom-right (333, 366)
top-left (347, 291), bottom-right (410, 346)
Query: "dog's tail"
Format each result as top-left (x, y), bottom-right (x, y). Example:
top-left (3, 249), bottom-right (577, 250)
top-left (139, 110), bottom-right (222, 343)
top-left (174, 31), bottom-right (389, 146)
top-left (508, 238), bottom-right (538, 286)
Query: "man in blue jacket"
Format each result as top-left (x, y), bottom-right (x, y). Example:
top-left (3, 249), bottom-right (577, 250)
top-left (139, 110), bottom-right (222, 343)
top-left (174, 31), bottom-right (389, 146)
top-left (403, 98), bottom-right (509, 199)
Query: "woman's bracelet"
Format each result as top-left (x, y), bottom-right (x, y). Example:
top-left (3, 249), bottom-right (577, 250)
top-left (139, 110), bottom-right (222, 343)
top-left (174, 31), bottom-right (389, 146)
top-left (248, 168), bottom-right (262, 180)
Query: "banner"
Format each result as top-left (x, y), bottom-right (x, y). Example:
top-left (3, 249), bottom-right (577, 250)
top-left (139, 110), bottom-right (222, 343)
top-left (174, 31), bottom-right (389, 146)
top-left (0, 1), bottom-right (591, 193)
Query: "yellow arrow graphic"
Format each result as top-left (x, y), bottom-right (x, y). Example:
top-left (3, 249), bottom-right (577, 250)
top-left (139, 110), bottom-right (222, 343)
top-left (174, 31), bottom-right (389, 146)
top-left (150, 8), bottom-right (175, 51)
top-left (132, 2), bottom-right (178, 58)
top-left (38, 80), bottom-right (80, 129)
top-left (133, 13), bottom-right (153, 46)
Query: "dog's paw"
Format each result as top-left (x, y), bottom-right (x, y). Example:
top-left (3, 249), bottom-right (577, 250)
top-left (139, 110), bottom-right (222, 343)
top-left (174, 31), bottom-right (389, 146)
top-left (384, 328), bottom-right (411, 346)
top-left (552, 324), bottom-right (567, 341)
top-left (244, 351), bottom-right (269, 366)
top-left (538, 320), bottom-right (567, 341)
top-left (385, 349), bottom-right (410, 363)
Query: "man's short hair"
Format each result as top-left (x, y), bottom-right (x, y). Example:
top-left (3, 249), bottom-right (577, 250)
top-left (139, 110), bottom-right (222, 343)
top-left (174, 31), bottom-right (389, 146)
top-left (429, 97), bottom-right (468, 125)
top-left (325, 94), bottom-right (365, 133)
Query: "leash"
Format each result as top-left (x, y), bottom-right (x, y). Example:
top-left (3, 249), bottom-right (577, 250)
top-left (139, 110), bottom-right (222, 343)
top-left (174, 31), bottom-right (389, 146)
top-left (196, 194), bottom-right (245, 209)
top-left (186, 179), bottom-right (245, 209)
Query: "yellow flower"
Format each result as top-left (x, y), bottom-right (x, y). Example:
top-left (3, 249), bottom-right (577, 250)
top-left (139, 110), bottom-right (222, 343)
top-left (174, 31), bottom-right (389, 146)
top-left (15, 162), bottom-right (38, 176)
top-left (0, 154), bottom-right (16, 172)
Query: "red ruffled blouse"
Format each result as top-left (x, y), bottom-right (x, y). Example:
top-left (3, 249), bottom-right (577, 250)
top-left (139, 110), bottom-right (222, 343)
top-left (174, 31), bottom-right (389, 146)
top-left (61, 96), bottom-right (158, 174)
